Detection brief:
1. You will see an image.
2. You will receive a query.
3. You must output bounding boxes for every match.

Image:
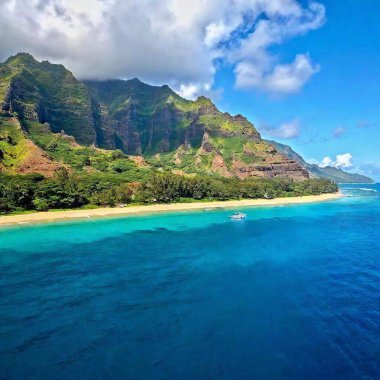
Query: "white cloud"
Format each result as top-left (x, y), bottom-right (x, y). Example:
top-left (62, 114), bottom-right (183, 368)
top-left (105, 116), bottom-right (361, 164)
top-left (0, 0), bottom-right (325, 98)
top-left (177, 83), bottom-right (208, 100)
top-left (205, 21), bottom-right (236, 48)
top-left (236, 54), bottom-right (320, 95)
top-left (177, 82), bottom-right (224, 101)
top-left (260, 119), bottom-right (301, 139)
top-left (176, 84), bottom-right (201, 100)
top-left (310, 153), bottom-right (353, 169)
top-left (321, 156), bottom-right (333, 167)
top-left (233, 2), bottom-right (325, 95)
top-left (335, 153), bottom-right (353, 168)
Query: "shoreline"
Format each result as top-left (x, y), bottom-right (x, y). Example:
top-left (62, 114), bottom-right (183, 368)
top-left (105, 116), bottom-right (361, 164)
top-left (0, 192), bottom-right (343, 227)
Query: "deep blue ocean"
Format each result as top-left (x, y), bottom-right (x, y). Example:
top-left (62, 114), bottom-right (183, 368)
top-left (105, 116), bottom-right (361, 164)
top-left (1, 184), bottom-right (380, 380)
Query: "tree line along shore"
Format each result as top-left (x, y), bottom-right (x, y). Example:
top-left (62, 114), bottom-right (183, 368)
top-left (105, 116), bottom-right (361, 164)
top-left (0, 168), bottom-right (338, 215)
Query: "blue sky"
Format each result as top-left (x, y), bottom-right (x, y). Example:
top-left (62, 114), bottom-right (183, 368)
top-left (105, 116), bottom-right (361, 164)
top-left (214, 0), bottom-right (380, 179)
top-left (1, 0), bottom-right (379, 179)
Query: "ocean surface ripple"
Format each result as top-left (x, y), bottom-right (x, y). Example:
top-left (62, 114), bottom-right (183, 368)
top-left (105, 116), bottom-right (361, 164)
top-left (1, 184), bottom-right (380, 379)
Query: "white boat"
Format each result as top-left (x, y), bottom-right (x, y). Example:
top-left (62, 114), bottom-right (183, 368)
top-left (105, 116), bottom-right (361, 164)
top-left (229, 212), bottom-right (246, 220)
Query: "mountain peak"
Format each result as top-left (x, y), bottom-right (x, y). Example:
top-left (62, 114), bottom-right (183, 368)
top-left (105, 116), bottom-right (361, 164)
top-left (2, 52), bottom-right (77, 82)
top-left (128, 77), bottom-right (142, 84)
top-left (1, 52), bottom-right (96, 145)
top-left (195, 95), bottom-right (213, 105)
top-left (5, 52), bottom-right (38, 65)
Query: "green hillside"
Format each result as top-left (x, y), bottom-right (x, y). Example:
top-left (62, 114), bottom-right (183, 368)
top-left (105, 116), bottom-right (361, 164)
top-left (0, 53), bottom-right (341, 214)
top-left (0, 53), bottom-right (308, 181)
top-left (0, 53), bottom-right (97, 144)
top-left (0, 117), bottom-right (29, 170)
top-left (85, 78), bottom-right (308, 179)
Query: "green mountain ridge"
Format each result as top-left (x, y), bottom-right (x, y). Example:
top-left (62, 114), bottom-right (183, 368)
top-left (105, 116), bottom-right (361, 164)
top-left (0, 53), bottom-right (309, 180)
top-left (3, 53), bottom-right (369, 184)
top-left (0, 53), bottom-right (97, 144)
top-left (266, 140), bottom-right (373, 184)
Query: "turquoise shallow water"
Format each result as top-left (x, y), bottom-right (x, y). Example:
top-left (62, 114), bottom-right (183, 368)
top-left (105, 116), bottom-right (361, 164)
top-left (1, 184), bottom-right (380, 379)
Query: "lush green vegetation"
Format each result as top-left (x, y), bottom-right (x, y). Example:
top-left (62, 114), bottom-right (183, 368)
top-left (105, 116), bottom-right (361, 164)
top-left (0, 54), bottom-right (339, 216)
top-left (1, 53), bottom-right (305, 181)
top-left (0, 117), bottom-right (28, 170)
top-left (1, 53), bottom-right (96, 144)
top-left (0, 169), bottom-right (338, 214)
top-left (85, 78), bottom-right (261, 156)
top-left (0, 170), bottom-right (133, 212)
top-left (137, 172), bottom-right (338, 203)
top-left (25, 120), bottom-right (150, 179)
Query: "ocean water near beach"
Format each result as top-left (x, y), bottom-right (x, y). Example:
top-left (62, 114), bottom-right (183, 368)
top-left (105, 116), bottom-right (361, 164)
top-left (1, 184), bottom-right (380, 379)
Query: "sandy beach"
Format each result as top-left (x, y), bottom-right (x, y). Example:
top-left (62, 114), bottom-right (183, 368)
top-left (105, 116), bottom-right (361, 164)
top-left (0, 192), bottom-right (342, 227)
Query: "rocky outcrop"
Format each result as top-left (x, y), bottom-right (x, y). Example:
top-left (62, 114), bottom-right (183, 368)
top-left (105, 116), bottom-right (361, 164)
top-left (232, 159), bottom-right (309, 180)
top-left (16, 140), bottom-right (63, 177)
top-left (128, 155), bottom-right (149, 167)
top-left (211, 154), bottom-right (232, 177)
top-left (198, 133), bottom-right (215, 154)
top-left (0, 116), bottom-right (63, 177)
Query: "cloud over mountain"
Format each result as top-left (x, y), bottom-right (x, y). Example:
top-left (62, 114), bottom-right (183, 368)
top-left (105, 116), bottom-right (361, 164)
top-left (0, 0), bottom-right (325, 98)
top-left (260, 119), bottom-right (301, 139)
top-left (309, 153), bottom-right (354, 169)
